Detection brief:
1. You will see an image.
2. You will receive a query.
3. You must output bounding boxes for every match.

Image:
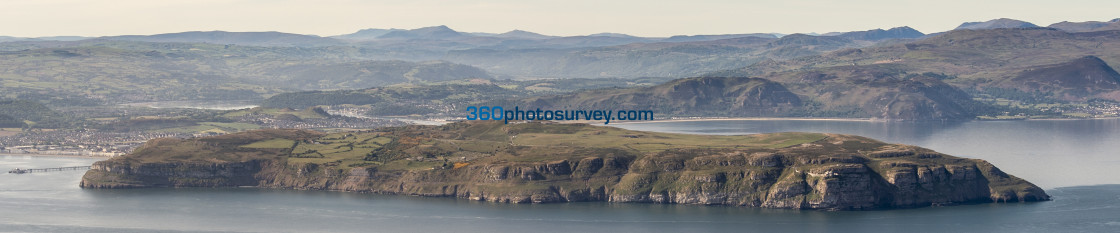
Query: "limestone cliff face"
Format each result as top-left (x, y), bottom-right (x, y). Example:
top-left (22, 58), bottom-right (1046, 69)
top-left (80, 160), bottom-right (265, 188)
top-left (80, 123), bottom-right (1049, 210)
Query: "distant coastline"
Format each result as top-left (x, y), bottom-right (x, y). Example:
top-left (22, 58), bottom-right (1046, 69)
top-left (441, 116), bottom-right (1120, 125)
top-left (981, 116), bottom-right (1120, 121)
top-left (0, 153), bottom-right (110, 160)
top-left (606, 117), bottom-right (875, 125)
top-left (607, 116), bottom-right (1120, 125)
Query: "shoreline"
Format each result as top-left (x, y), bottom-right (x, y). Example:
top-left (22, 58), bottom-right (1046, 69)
top-left (0, 153), bottom-right (112, 159)
top-left (602, 117), bottom-right (876, 125)
top-left (448, 116), bottom-right (1120, 125)
top-left (998, 116), bottom-right (1120, 121)
top-left (598, 116), bottom-right (1120, 125)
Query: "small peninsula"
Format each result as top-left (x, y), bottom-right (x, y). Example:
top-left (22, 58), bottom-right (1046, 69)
top-left (81, 121), bottom-right (1049, 210)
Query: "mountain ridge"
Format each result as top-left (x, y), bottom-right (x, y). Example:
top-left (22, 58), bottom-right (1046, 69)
top-left (834, 26), bottom-right (925, 41)
top-left (100, 31), bottom-right (345, 47)
top-left (377, 25), bottom-right (468, 40)
top-left (997, 56), bottom-right (1120, 101)
top-left (955, 18), bottom-right (1039, 30)
top-left (1048, 19), bottom-right (1120, 33)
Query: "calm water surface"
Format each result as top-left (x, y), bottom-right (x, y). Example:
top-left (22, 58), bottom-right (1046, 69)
top-left (2, 119), bottom-right (1118, 232)
top-left (612, 119), bottom-right (1120, 188)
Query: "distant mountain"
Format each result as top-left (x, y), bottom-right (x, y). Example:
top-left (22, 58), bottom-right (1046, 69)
top-left (771, 34), bottom-right (853, 46)
top-left (261, 82), bottom-right (522, 112)
top-left (708, 64), bottom-right (980, 120)
top-left (0, 45), bottom-right (493, 103)
top-left (713, 27), bottom-right (1120, 80)
top-left (955, 18), bottom-right (1039, 30)
top-left (587, 32), bottom-right (639, 38)
top-left (257, 77), bottom-right (679, 112)
top-left (36, 36), bottom-right (90, 41)
top-left (0, 36), bottom-right (92, 43)
top-left (496, 30), bottom-right (554, 39)
top-left (332, 28), bottom-right (404, 40)
top-left (512, 77), bottom-right (803, 117)
top-left (1048, 19), bottom-right (1120, 32)
top-left (528, 35), bottom-right (654, 48)
top-left (835, 26), bottom-right (924, 41)
top-left (0, 36), bottom-right (29, 43)
top-left (264, 60), bottom-right (493, 90)
top-left (505, 71), bottom-right (978, 120)
top-left (661, 33), bottom-right (777, 42)
top-left (696, 26), bottom-right (1120, 116)
top-left (444, 34), bottom-right (859, 79)
top-left (764, 34), bottom-right (857, 58)
top-left (997, 56), bottom-right (1120, 101)
top-left (101, 31), bottom-right (343, 47)
top-left (377, 25), bottom-right (468, 40)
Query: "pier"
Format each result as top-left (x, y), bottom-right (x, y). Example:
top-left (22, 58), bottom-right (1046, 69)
top-left (8, 166), bottom-right (91, 174)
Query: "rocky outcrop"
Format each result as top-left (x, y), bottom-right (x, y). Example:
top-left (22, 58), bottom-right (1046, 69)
top-left (80, 123), bottom-right (1049, 210)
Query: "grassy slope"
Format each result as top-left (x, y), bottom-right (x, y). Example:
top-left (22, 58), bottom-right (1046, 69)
top-left (112, 121), bottom-right (828, 170)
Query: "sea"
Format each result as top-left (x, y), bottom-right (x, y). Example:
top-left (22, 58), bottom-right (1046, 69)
top-left (2, 119), bottom-right (1119, 232)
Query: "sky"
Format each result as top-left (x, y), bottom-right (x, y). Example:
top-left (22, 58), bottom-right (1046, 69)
top-left (1, 0), bottom-right (1118, 38)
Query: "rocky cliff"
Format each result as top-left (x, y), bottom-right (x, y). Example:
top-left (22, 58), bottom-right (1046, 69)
top-left (81, 122), bottom-right (1049, 210)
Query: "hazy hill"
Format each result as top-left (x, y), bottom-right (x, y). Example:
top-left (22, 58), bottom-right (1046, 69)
top-left (764, 34), bottom-right (861, 58)
top-left (495, 30), bottom-right (555, 39)
top-left (444, 34), bottom-right (862, 78)
top-left (662, 33), bottom-right (778, 42)
top-left (261, 82), bottom-right (522, 115)
top-left (28, 25), bottom-right (901, 81)
top-left (955, 18), bottom-right (1039, 30)
top-left (996, 56), bottom-right (1120, 101)
top-left (257, 77), bottom-right (681, 116)
top-left (835, 26), bottom-right (924, 41)
top-left (0, 44), bottom-right (491, 103)
top-left (1048, 19), bottom-right (1120, 32)
top-left (0, 99), bottom-right (68, 127)
top-left (37, 36), bottom-right (91, 41)
top-left (587, 32), bottom-right (640, 38)
top-left (0, 36), bottom-right (30, 43)
top-left (377, 25), bottom-right (468, 40)
top-left (511, 77), bottom-right (802, 117)
top-left (754, 65), bottom-right (980, 120)
top-left (261, 60), bottom-right (492, 90)
top-left (526, 35), bottom-right (656, 48)
top-left (101, 31), bottom-right (345, 47)
top-left (331, 28), bottom-right (405, 40)
top-left (710, 28), bottom-right (1120, 102)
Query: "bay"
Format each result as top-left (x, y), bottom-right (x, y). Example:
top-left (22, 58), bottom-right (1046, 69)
top-left (2, 119), bottom-right (1119, 232)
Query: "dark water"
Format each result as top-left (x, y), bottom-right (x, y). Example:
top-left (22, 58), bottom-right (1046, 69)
top-left (2, 119), bottom-right (1119, 232)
